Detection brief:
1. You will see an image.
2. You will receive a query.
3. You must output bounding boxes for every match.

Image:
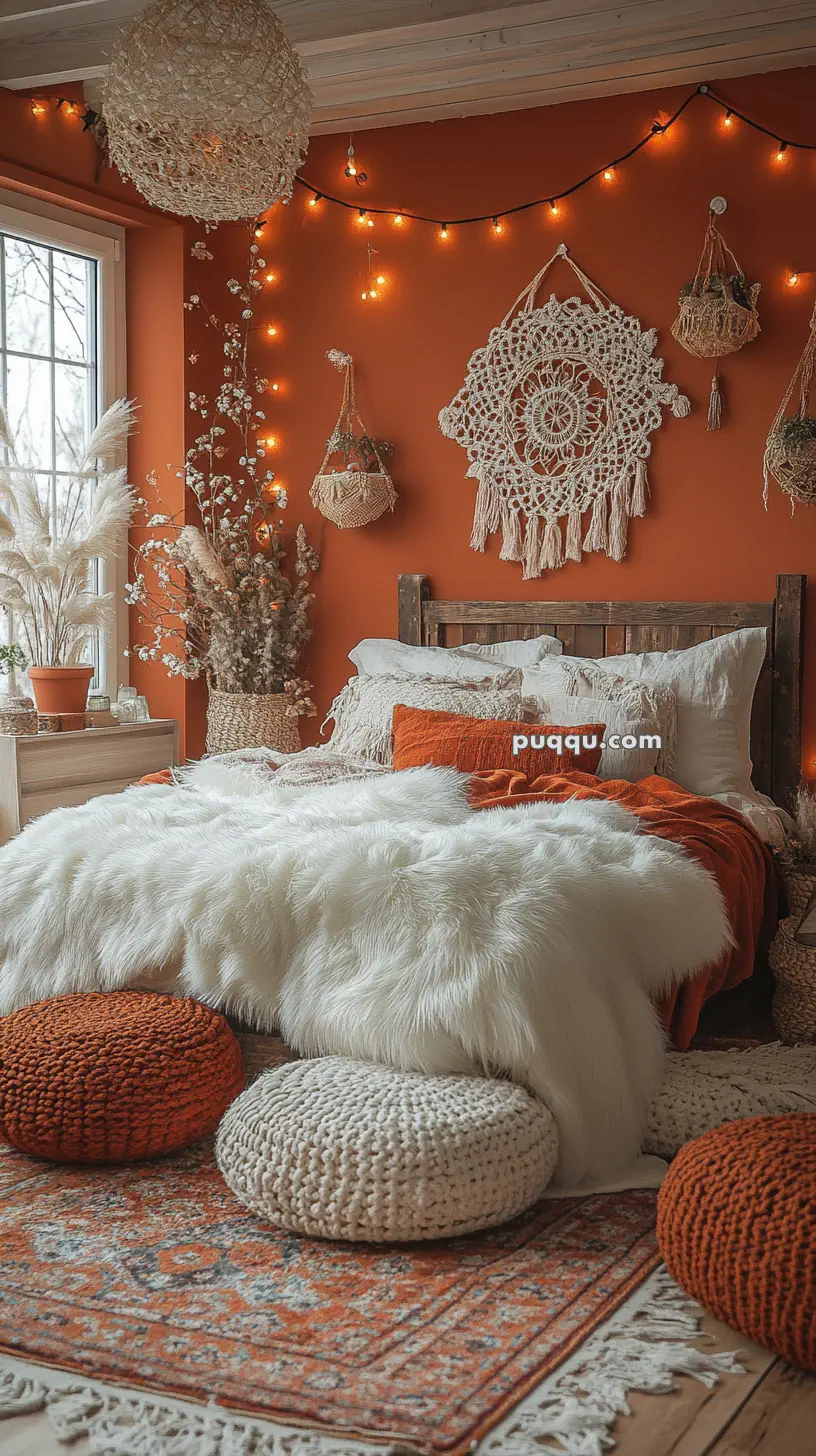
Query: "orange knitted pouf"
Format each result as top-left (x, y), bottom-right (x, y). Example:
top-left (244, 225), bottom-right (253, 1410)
top-left (0, 992), bottom-right (244, 1164)
top-left (657, 1114), bottom-right (816, 1369)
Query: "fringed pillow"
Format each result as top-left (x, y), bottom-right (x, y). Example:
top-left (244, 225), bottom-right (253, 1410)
top-left (523, 660), bottom-right (678, 779)
top-left (324, 671), bottom-right (524, 765)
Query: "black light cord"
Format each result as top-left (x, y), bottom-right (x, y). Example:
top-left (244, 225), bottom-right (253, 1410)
top-left (290, 83), bottom-right (815, 230)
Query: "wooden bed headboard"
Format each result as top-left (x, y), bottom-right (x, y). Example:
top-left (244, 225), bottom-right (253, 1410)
top-left (397, 573), bottom-right (806, 807)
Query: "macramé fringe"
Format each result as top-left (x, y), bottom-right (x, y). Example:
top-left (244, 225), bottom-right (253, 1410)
top-left (0, 1268), bottom-right (743, 1456)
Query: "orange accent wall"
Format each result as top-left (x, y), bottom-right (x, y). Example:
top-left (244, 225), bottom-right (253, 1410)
top-left (261, 68), bottom-right (816, 772)
top-left (3, 70), bottom-right (816, 778)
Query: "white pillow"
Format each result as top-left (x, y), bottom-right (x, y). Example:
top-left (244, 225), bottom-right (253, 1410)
top-left (349, 634), bottom-right (562, 678)
top-left (589, 629), bottom-right (768, 799)
top-left (522, 661), bottom-right (677, 778)
top-left (531, 692), bottom-right (662, 782)
top-left (324, 672), bottom-right (524, 765)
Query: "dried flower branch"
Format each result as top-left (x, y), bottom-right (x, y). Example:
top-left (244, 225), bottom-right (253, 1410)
top-left (127, 237), bottom-right (318, 712)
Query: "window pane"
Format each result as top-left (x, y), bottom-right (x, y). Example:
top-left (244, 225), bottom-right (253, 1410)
top-left (54, 361), bottom-right (91, 471)
top-left (53, 251), bottom-right (93, 362)
top-left (5, 236), bottom-right (51, 356)
top-left (5, 354), bottom-right (52, 470)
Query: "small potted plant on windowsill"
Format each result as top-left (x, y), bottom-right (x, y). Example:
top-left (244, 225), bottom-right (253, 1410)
top-left (0, 398), bottom-right (136, 717)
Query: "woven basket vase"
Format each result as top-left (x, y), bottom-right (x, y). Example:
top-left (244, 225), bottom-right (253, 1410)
top-left (764, 433), bottom-right (816, 508)
top-left (770, 912), bottom-right (816, 1045)
top-left (310, 469), bottom-right (396, 529)
top-left (206, 689), bottom-right (300, 755)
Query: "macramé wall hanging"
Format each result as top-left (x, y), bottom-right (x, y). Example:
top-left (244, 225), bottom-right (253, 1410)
top-left (671, 197), bottom-right (760, 430)
top-left (311, 351), bottom-right (397, 529)
top-left (764, 295), bottom-right (816, 509)
top-left (439, 243), bottom-right (690, 579)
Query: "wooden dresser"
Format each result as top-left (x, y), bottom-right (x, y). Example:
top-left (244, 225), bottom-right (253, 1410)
top-left (0, 720), bottom-right (179, 845)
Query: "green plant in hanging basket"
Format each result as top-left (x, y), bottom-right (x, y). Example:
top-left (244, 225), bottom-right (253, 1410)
top-left (672, 218), bottom-right (760, 360)
top-left (765, 302), bottom-right (816, 509)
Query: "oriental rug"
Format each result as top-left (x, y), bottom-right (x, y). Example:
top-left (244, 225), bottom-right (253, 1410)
top-left (0, 1139), bottom-right (660, 1455)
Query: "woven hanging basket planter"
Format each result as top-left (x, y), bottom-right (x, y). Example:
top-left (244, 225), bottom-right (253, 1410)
top-left (310, 351), bottom-right (397, 530)
top-left (103, 0), bottom-right (312, 222)
top-left (764, 299), bottom-right (816, 508)
top-left (671, 214), bottom-right (760, 360)
top-left (206, 689), bottom-right (300, 755)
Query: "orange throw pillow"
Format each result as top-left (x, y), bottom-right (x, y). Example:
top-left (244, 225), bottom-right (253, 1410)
top-left (392, 705), bottom-right (605, 778)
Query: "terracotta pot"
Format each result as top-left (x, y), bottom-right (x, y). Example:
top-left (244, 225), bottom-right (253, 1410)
top-left (28, 665), bottom-right (94, 716)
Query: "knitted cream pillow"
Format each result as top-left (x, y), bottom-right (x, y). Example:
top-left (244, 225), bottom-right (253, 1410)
top-left (523, 660), bottom-right (677, 778)
top-left (215, 1057), bottom-right (559, 1242)
top-left (324, 671), bottom-right (524, 765)
top-left (644, 1044), bottom-right (816, 1158)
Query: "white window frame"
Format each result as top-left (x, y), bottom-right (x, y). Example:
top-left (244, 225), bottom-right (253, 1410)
top-left (0, 190), bottom-right (127, 695)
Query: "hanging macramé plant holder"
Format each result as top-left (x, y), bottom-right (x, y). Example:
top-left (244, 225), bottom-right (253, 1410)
top-left (310, 351), bottom-right (396, 529)
top-left (671, 207), bottom-right (760, 430)
top-left (438, 243), bottom-right (690, 578)
top-left (764, 298), bottom-right (816, 509)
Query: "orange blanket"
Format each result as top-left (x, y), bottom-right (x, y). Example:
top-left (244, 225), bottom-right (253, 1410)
top-left (468, 769), bottom-right (780, 1050)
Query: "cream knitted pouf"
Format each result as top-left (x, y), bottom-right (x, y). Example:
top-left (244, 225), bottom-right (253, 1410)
top-left (643, 1043), bottom-right (816, 1159)
top-left (215, 1057), bottom-right (559, 1242)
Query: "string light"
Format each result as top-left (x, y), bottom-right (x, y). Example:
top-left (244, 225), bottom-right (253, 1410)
top-left (775, 140), bottom-right (789, 163)
top-left (270, 382), bottom-right (280, 392)
top-left (722, 109), bottom-right (734, 129)
top-left (253, 221), bottom-right (266, 237)
top-left (307, 193), bottom-right (321, 209)
top-left (265, 270), bottom-right (277, 284)
top-left (393, 214), bottom-right (404, 227)
top-left (376, 273), bottom-right (385, 285)
top-left (602, 167), bottom-right (615, 182)
top-left (548, 200), bottom-right (560, 219)
top-left (266, 324), bottom-right (279, 339)
top-left (263, 434), bottom-right (280, 450)
top-left (30, 100), bottom-right (47, 117)
top-left (491, 216), bottom-right (504, 235)
top-left (786, 270), bottom-right (801, 287)
top-left (440, 224), bottom-right (450, 240)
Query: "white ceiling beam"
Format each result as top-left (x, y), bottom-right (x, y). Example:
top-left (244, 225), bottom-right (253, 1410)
top-left (0, 0), bottom-right (814, 135)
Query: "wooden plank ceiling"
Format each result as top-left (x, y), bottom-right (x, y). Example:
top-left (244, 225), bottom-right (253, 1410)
top-left (1, 0), bottom-right (815, 132)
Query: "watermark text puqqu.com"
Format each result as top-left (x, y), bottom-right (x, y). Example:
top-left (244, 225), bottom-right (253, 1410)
top-left (511, 732), bottom-right (662, 755)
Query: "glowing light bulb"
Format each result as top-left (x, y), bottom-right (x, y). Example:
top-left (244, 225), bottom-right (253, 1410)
top-left (549, 200), bottom-right (560, 219)
top-left (368, 288), bottom-right (378, 300)
top-left (264, 435), bottom-right (279, 450)
top-left (358, 210), bottom-right (368, 226)
top-left (723, 110), bottom-right (734, 129)
top-left (266, 325), bottom-right (278, 339)
top-left (376, 274), bottom-right (385, 285)
top-left (270, 382), bottom-right (280, 392)
top-left (603, 167), bottom-right (615, 182)
top-left (787, 270), bottom-right (800, 287)
top-left (440, 224), bottom-right (449, 240)
top-left (361, 290), bottom-right (368, 300)
top-left (308, 195), bottom-right (318, 208)
top-left (254, 222), bottom-right (265, 237)
top-left (30, 100), bottom-right (47, 117)
top-left (775, 141), bottom-right (788, 163)
top-left (367, 217), bottom-right (374, 228)
top-left (394, 214), bottom-right (404, 227)
top-left (265, 271), bottom-right (277, 284)
top-left (492, 217), bottom-right (503, 235)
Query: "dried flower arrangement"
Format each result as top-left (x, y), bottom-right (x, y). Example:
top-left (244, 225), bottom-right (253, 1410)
top-left (0, 398), bottom-right (135, 715)
top-left (126, 238), bottom-right (319, 726)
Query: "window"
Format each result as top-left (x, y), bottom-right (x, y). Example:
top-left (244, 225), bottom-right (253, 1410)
top-left (0, 196), bottom-right (125, 693)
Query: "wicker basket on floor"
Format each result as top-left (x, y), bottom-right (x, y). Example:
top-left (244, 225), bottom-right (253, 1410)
top-left (770, 914), bottom-right (816, 1044)
top-left (206, 689), bottom-right (300, 755)
top-left (782, 864), bottom-right (816, 921)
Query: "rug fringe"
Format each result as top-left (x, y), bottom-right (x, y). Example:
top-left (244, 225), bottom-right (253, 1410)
top-left (0, 1363), bottom-right (392, 1456)
top-left (478, 1267), bottom-right (745, 1456)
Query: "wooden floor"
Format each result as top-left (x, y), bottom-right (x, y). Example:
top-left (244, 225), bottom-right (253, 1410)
top-left (1, 1311), bottom-right (814, 1456)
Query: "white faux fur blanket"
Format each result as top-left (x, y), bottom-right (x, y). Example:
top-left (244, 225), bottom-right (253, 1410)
top-left (0, 760), bottom-right (729, 1186)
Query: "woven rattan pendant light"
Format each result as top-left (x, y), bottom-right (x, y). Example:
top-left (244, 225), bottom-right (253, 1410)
top-left (103, 0), bottom-right (312, 222)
